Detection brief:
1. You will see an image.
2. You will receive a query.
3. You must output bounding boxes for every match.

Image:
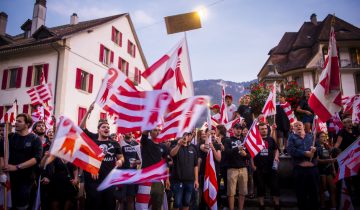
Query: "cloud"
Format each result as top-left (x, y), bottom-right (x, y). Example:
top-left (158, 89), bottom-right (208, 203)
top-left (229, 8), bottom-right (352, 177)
top-left (132, 10), bottom-right (155, 25)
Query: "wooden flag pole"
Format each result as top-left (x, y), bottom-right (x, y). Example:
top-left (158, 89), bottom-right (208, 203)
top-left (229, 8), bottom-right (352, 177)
top-left (3, 122), bottom-right (9, 210)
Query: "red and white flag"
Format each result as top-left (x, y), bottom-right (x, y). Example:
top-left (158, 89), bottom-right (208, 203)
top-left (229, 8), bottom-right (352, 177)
top-left (0, 100), bottom-right (17, 124)
top-left (262, 82), bottom-right (277, 117)
top-left (219, 86), bottom-right (228, 124)
top-left (142, 38), bottom-right (194, 102)
top-left (224, 118), bottom-right (241, 131)
top-left (31, 104), bottom-right (54, 129)
top-left (97, 160), bottom-right (169, 191)
top-left (335, 138), bottom-right (360, 182)
top-left (26, 83), bottom-right (52, 106)
top-left (339, 180), bottom-right (354, 210)
top-left (312, 115), bottom-right (328, 134)
top-left (342, 95), bottom-right (359, 115)
top-left (135, 182), bottom-right (152, 210)
top-left (203, 137), bottom-right (218, 210)
top-left (309, 27), bottom-right (342, 122)
top-left (328, 113), bottom-right (343, 134)
top-left (243, 121), bottom-right (265, 158)
top-left (351, 96), bottom-right (360, 124)
top-left (279, 102), bottom-right (296, 123)
top-left (50, 116), bottom-right (104, 175)
top-left (156, 96), bottom-right (210, 142)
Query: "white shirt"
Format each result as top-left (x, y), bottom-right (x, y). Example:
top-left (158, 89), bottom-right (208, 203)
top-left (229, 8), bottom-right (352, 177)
top-left (227, 104), bottom-right (237, 120)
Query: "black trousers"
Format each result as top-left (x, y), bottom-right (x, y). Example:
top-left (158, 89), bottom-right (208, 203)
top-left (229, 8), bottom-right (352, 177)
top-left (293, 165), bottom-right (320, 210)
top-left (85, 182), bottom-right (116, 210)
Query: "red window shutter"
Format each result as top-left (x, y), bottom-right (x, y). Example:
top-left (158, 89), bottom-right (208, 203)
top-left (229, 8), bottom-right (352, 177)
top-left (134, 68), bottom-right (138, 83)
top-left (118, 57), bottom-right (122, 70)
top-left (16, 67), bottom-right (23, 88)
top-left (110, 51), bottom-right (114, 64)
top-left (126, 62), bottom-right (129, 76)
top-left (111, 26), bottom-right (115, 42)
top-left (133, 45), bottom-right (136, 58)
top-left (0, 106), bottom-right (3, 118)
top-left (100, 112), bottom-right (107, 120)
top-left (75, 68), bottom-right (82, 89)
top-left (43, 63), bottom-right (49, 83)
top-left (26, 66), bottom-right (33, 87)
top-left (119, 32), bottom-right (123, 47)
top-left (78, 107), bottom-right (87, 125)
top-left (88, 73), bottom-right (93, 93)
top-left (99, 44), bottom-right (104, 62)
top-left (23, 104), bottom-right (29, 114)
top-left (138, 70), bottom-right (141, 83)
top-left (127, 40), bottom-right (131, 54)
top-left (1, 69), bottom-right (8, 89)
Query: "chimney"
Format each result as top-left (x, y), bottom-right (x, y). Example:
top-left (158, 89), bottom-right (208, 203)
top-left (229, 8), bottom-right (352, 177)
top-left (0, 12), bottom-right (8, 35)
top-left (31, 0), bottom-right (47, 35)
top-left (70, 13), bottom-right (79, 25)
top-left (310, 13), bottom-right (317, 25)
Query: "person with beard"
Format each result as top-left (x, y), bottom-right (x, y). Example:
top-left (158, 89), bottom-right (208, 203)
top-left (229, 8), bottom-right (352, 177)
top-left (119, 132), bottom-right (141, 210)
top-left (224, 123), bottom-right (249, 210)
top-left (252, 123), bottom-right (280, 210)
top-left (287, 121), bottom-right (319, 210)
top-left (33, 121), bottom-right (51, 155)
top-left (82, 119), bottom-right (124, 210)
top-left (0, 114), bottom-right (43, 210)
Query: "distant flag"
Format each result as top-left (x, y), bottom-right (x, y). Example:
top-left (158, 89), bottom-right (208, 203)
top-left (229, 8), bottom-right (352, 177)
top-left (0, 100), bottom-right (17, 124)
top-left (351, 96), bottom-right (360, 124)
top-left (26, 83), bottom-right (52, 106)
top-left (219, 86), bottom-right (228, 124)
top-left (142, 37), bottom-right (194, 101)
top-left (308, 26), bottom-right (342, 122)
top-left (262, 82), bottom-right (277, 117)
top-left (328, 113), bottom-right (343, 134)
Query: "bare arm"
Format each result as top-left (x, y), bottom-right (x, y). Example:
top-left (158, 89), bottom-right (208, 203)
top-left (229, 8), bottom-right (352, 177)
top-left (79, 102), bottom-right (95, 129)
top-left (334, 136), bottom-right (342, 149)
top-left (170, 144), bottom-right (181, 157)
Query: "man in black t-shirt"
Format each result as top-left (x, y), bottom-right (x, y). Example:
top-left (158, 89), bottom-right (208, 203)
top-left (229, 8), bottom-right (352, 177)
top-left (253, 123), bottom-right (280, 210)
top-left (335, 118), bottom-right (359, 151)
top-left (140, 128), bottom-right (170, 210)
top-left (237, 95), bottom-right (254, 129)
top-left (0, 113), bottom-right (43, 209)
top-left (82, 120), bottom-right (123, 210)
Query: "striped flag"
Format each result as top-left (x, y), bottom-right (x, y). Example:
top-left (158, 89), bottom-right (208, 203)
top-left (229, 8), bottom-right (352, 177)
top-left (0, 101), bottom-right (17, 124)
top-left (279, 102), bottom-right (296, 123)
top-left (97, 160), bottom-right (169, 191)
top-left (219, 86), bottom-right (228, 124)
top-left (243, 120), bottom-right (265, 158)
top-left (335, 138), bottom-right (360, 182)
top-left (136, 182), bottom-right (152, 210)
top-left (340, 180), bottom-right (354, 210)
top-left (203, 134), bottom-right (218, 210)
top-left (142, 37), bottom-right (194, 102)
top-left (328, 113), bottom-right (343, 134)
top-left (26, 83), bottom-right (52, 106)
top-left (156, 96), bottom-right (210, 142)
top-left (308, 27), bottom-right (342, 122)
top-left (352, 96), bottom-right (360, 124)
top-left (262, 82), bottom-right (277, 117)
top-left (50, 116), bottom-right (104, 174)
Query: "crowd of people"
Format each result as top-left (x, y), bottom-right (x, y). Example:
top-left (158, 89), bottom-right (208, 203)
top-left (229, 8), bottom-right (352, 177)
top-left (0, 89), bottom-right (359, 210)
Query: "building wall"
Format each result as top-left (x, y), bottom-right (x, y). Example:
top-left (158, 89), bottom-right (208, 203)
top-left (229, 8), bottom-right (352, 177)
top-left (303, 72), bottom-right (314, 90)
top-left (0, 49), bottom-right (58, 110)
top-left (341, 72), bottom-right (356, 96)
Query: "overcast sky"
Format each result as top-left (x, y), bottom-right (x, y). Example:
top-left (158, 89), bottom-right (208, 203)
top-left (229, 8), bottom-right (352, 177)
top-left (1, 0), bottom-right (360, 82)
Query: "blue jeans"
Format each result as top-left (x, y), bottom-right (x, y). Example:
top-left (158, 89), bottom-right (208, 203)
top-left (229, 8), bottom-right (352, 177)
top-left (172, 181), bottom-right (194, 208)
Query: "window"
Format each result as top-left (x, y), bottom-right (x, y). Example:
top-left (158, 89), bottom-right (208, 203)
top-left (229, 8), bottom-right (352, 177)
top-left (111, 26), bottom-right (122, 46)
top-left (75, 68), bottom-right (93, 93)
top-left (127, 40), bottom-right (136, 57)
top-left (78, 107), bottom-right (87, 125)
top-left (22, 104), bottom-right (37, 115)
top-left (118, 57), bottom-right (129, 76)
top-left (1, 67), bottom-right (23, 89)
top-left (350, 48), bottom-right (360, 68)
top-left (100, 112), bottom-right (107, 120)
top-left (322, 46), bottom-right (340, 66)
top-left (293, 75), bottom-right (303, 88)
top-left (25, 63), bottom-right (49, 87)
top-left (355, 72), bottom-right (360, 94)
top-left (99, 44), bottom-right (114, 65)
top-left (134, 67), bottom-right (141, 85)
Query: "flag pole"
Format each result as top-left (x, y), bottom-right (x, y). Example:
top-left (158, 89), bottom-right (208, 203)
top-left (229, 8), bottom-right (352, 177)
top-left (3, 122), bottom-right (9, 210)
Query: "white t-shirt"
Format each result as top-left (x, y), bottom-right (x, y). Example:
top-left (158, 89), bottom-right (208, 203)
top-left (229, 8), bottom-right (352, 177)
top-left (227, 104), bottom-right (237, 120)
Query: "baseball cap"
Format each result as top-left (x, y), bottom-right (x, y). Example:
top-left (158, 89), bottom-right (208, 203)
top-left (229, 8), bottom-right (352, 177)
top-left (225, 94), bottom-right (233, 100)
top-left (210, 104), bottom-right (220, 110)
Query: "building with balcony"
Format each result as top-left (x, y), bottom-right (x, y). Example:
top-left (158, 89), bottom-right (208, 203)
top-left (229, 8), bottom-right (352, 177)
top-left (258, 14), bottom-right (360, 96)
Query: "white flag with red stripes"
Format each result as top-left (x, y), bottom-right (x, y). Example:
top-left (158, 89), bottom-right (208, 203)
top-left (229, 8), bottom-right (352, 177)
top-left (31, 104), bottom-right (54, 129)
top-left (279, 102), bottom-right (296, 123)
top-left (335, 138), bottom-right (360, 182)
top-left (111, 90), bottom-right (172, 133)
top-left (0, 101), bottom-right (17, 124)
top-left (342, 95), bottom-right (359, 115)
top-left (243, 121), bottom-right (265, 158)
top-left (26, 83), bottom-right (52, 106)
top-left (328, 113), bottom-right (343, 134)
top-left (312, 115), bottom-right (328, 134)
top-left (203, 137), bottom-right (218, 210)
top-left (352, 96), bottom-right (360, 124)
top-left (156, 96), bottom-right (210, 142)
top-left (262, 82), bottom-right (277, 117)
top-left (219, 86), bottom-right (228, 124)
top-left (340, 181), bottom-right (354, 210)
top-left (97, 160), bottom-right (169, 191)
top-left (309, 27), bottom-right (342, 122)
top-left (50, 116), bottom-right (104, 175)
top-left (142, 38), bottom-right (194, 102)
